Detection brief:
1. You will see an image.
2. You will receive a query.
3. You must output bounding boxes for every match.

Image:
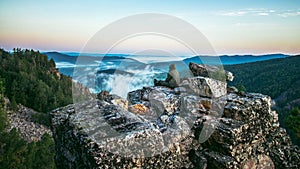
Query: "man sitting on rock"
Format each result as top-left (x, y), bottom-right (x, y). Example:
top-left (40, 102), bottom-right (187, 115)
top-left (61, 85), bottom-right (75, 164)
top-left (154, 64), bottom-right (180, 89)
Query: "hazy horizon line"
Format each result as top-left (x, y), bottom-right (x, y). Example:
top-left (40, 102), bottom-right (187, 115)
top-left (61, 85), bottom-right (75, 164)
top-left (2, 47), bottom-right (299, 57)
top-left (43, 50), bottom-right (300, 57)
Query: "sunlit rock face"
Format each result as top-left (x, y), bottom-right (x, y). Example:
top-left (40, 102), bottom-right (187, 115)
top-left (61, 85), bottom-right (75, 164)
top-left (51, 62), bottom-right (299, 169)
top-left (189, 62), bottom-right (234, 82)
top-left (180, 77), bottom-right (227, 98)
top-left (51, 99), bottom-right (196, 169)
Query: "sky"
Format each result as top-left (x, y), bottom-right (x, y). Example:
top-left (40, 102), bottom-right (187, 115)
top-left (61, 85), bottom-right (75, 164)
top-left (0, 0), bottom-right (300, 55)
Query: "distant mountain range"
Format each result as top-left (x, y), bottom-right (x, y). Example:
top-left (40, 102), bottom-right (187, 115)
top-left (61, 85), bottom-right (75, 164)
top-left (45, 52), bottom-right (142, 65)
top-left (44, 52), bottom-right (291, 76)
top-left (45, 52), bottom-right (290, 65)
top-left (185, 53), bottom-right (290, 65)
top-left (44, 52), bottom-right (147, 76)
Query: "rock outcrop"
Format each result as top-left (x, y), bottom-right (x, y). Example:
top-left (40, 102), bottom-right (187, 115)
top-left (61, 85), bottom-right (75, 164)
top-left (189, 62), bottom-right (234, 82)
top-left (51, 62), bottom-right (299, 169)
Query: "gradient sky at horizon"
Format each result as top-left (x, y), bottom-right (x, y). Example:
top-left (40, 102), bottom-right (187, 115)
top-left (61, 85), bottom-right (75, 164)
top-left (0, 0), bottom-right (300, 55)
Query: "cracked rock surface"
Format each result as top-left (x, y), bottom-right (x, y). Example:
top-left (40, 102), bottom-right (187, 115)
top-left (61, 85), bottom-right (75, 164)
top-left (51, 63), bottom-right (299, 169)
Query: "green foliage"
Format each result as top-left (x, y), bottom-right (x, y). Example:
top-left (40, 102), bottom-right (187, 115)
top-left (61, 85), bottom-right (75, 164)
top-left (285, 107), bottom-right (300, 138)
top-left (25, 134), bottom-right (56, 169)
top-left (237, 84), bottom-right (246, 93)
top-left (0, 48), bottom-right (74, 126)
top-left (0, 128), bottom-right (28, 169)
top-left (225, 55), bottom-right (300, 100)
top-left (0, 79), bottom-right (4, 106)
top-left (31, 113), bottom-right (51, 127)
top-left (225, 55), bottom-right (300, 145)
top-left (291, 107), bottom-right (300, 116)
top-left (0, 108), bottom-right (7, 132)
top-left (0, 79), bottom-right (56, 169)
top-left (0, 48), bottom-right (73, 113)
top-left (0, 79), bottom-right (8, 132)
top-left (0, 129), bottom-right (56, 169)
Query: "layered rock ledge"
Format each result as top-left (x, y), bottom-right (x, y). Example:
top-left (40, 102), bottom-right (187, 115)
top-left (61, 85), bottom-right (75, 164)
top-left (51, 63), bottom-right (299, 169)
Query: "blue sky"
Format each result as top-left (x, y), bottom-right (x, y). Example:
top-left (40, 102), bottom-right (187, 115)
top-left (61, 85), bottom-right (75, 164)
top-left (0, 0), bottom-right (300, 55)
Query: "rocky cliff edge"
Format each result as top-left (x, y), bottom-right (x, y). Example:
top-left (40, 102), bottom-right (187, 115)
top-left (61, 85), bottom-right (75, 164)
top-left (51, 62), bottom-right (299, 169)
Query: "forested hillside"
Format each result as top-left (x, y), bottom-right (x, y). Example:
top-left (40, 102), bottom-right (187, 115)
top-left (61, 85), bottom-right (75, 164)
top-left (225, 55), bottom-right (300, 145)
top-left (0, 48), bottom-right (74, 168)
top-left (0, 48), bottom-right (78, 168)
top-left (0, 48), bottom-right (73, 114)
top-left (0, 79), bottom-right (56, 169)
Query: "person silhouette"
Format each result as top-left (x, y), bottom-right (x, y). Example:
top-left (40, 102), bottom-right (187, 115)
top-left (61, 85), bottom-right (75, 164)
top-left (154, 64), bottom-right (180, 89)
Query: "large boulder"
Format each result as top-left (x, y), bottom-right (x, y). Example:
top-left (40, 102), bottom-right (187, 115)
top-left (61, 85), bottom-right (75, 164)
top-left (198, 92), bottom-right (300, 169)
top-left (51, 99), bottom-right (197, 169)
top-left (189, 62), bottom-right (234, 81)
top-left (180, 77), bottom-right (227, 98)
top-left (128, 86), bottom-right (180, 116)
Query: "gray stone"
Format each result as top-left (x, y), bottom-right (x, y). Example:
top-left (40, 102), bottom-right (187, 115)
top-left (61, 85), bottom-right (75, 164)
top-left (226, 71), bottom-right (234, 82)
top-left (7, 105), bottom-right (52, 143)
top-left (241, 155), bottom-right (275, 169)
top-left (51, 100), bottom-right (196, 168)
top-left (51, 66), bottom-right (299, 169)
top-left (227, 86), bottom-right (238, 93)
top-left (128, 86), bottom-right (180, 115)
top-left (189, 62), bottom-right (234, 81)
top-left (180, 77), bottom-right (227, 98)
